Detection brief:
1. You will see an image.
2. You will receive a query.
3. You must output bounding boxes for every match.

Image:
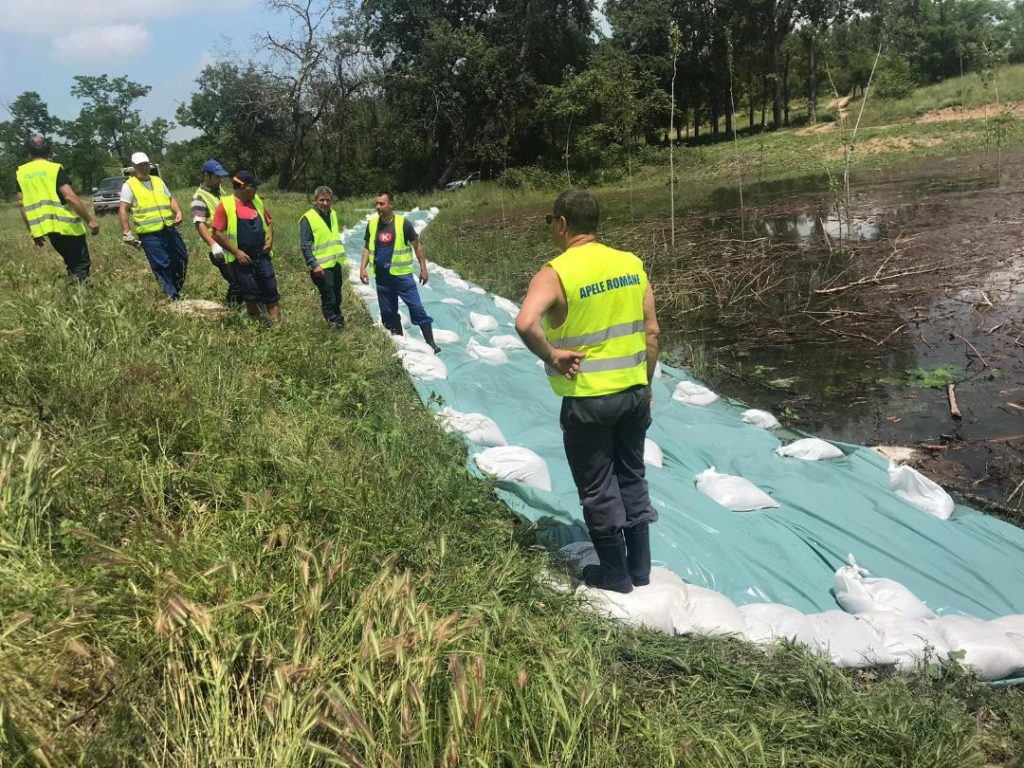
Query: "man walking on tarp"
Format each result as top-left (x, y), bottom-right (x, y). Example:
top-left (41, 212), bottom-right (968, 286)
top-left (359, 191), bottom-right (440, 353)
top-left (515, 189), bottom-right (660, 594)
top-left (299, 185), bottom-right (346, 330)
top-left (16, 134), bottom-right (100, 282)
top-left (119, 151), bottom-right (189, 300)
top-left (191, 159), bottom-right (241, 307)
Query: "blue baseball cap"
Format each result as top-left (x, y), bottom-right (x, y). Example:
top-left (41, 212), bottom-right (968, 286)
top-left (201, 159), bottom-right (229, 176)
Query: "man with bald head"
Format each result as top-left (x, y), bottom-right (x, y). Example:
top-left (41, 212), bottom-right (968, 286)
top-left (16, 134), bottom-right (100, 282)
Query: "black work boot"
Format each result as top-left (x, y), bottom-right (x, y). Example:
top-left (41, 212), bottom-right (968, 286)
top-left (582, 533), bottom-right (634, 593)
top-left (624, 523), bottom-right (651, 587)
top-left (421, 323), bottom-right (441, 354)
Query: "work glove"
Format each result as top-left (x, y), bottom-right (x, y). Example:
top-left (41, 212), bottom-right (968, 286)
top-left (122, 233), bottom-right (141, 248)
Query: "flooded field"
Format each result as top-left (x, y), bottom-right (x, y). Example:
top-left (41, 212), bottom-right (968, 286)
top-left (654, 150), bottom-right (1024, 515)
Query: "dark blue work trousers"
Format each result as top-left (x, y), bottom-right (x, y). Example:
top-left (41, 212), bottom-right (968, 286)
top-left (139, 227), bottom-right (189, 299)
top-left (374, 266), bottom-right (432, 333)
top-left (560, 385), bottom-right (657, 537)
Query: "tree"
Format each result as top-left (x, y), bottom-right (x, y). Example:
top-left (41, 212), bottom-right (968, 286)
top-left (0, 92), bottom-right (62, 196)
top-left (69, 75), bottom-right (155, 163)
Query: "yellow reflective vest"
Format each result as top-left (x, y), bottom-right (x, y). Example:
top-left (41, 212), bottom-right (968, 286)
top-left (301, 208), bottom-right (344, 269)
top-left (126, 175), bottom-right (174, 233)
top-left (543, 242), bottom-right (649, 398)
top-left (16, 159), bottom-right (86, 238)
top-left (219, 194), bottom-right (272, 264)
top-left (367, 214), bottom-right (414, 276)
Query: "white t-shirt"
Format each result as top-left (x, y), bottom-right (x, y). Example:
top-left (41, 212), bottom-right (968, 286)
top-left (120, 177), bottom-right (171, 206)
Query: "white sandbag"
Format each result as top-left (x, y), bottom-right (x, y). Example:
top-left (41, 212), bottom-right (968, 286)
top-left (672, 381), bottom-right (719, 406)
top-left (742, 409), bottom-right (780, 429)
top-left (695, 467), bottom-right (780, 511)
top-left (644, 438), bottom-right (664, 468)
top-left (467, 338), bottom-right (509, 365)
top-left (441, 297), bottom-right (463, 305)
top-left (469, 285), bottom-right (486, 294)
top-left (348, 268), bottom-right (363, 283)
top-left (990, 615), bottom-right (1024, 636)
top-left (445, 274), bottom-right (470, 290)
top-left (653, 361), bottom-right (664, 378)
top-left (474, 446), bottom-right (551, 491)
top-left (738, 603), bottom-right (808, 646)
top-left (391, 334), bottom-right (436, 355)
top-left (409, 206), bottom-right (420, 213)
top-left (413, 219), bottom-right (427, 234)
top-left (560, 541), bottom-right (600, 570)
top-left (934, 615), bottom-right (1024, 680)
top-left (888, 463), bottom-right (955, 520)
top-left (858, 611), bottom-right (950, 671)
top-left (776, 438), bottom-right (844, 461)
top-left (576, 566), bottom-right (691, 635)
top-left (793, 611), bottom-right (896, 668)
top-left (678, 583), bottom-right (747, 637)
top-left (493, 296), bottom-right (520, 317)
top-left (489, 334), bottom-right (526, 349)
top-left (432, 329), bottom-right (460, 345)
top-left (428, 206), bottom-right (440, 217)
top-left (470, 312), bottom-right (499, 332)
top-left (833, 555), bottom-right (935, 619)
top-left (396, 350), bottom-right (447, 380)
top-left (436, 407), bottom-right (507, 447)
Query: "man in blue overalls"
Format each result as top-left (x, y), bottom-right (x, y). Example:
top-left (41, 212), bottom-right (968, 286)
top-left (358, 191), bottom-right (440, 352)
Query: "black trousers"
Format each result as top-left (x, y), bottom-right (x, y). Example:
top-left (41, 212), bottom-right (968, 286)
top-left (310, 263), bottom-right (344, 325)
top-left (47, 233), bottom-right (91, 282)
top-left (561, 385), bottom-right (657, 536)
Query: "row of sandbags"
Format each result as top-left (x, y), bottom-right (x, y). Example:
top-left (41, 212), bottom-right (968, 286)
top-left (562, 544), bottom-right (1024, 681)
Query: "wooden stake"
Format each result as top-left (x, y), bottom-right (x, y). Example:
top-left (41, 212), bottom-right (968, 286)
top-left (947, 383), bottom-right (962, 420)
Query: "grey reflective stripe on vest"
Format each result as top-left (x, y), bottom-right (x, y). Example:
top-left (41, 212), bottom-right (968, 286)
top-left (391, 246), bottom-right (412, 255)
top-left (312, 253), bottom-right (340, 267)
top-left (134, 205), bottom-right (173, 215)
top-left (550, 320), bottom-right (644, 349)
top-left (312, 240), bottom-right (341, 253)
top-left (545, 350), bottom-right (646, 377)
top-left (23, 199), bottom-right (60, 213)
top-left (26, 212), bottom-right (83, 226)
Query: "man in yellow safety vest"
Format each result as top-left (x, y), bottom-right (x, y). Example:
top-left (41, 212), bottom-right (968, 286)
top-left (515, 189), bottom-right (661, 594)
top-left (359, 191), bottom-right (439, 352)
top-left (299, 185), bottom-right (346, 329)
top-left (118, 151), bottom-right (189, 300)
top-left (211, 171), bottom-right (280, 325)
top-left (16, 134), bottom-right (100, 282)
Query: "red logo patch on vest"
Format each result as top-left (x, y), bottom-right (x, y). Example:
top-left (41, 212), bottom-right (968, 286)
top-left (378, 231), bottom-right (394, 244)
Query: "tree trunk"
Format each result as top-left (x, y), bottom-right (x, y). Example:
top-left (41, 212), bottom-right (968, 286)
top-left (749, 73), bottom-right (755, 129)
top-left (783, 51), bottom-right (791, 127)
top-left (694, 106), bottom-right (700, 138)
top-left (807, 35), bottom-right (817, 125)
top-left (771, 0), bottom-right (783, 130)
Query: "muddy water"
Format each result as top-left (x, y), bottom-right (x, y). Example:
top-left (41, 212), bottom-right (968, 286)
top-left (661, 150), bottom-right (1024, 512)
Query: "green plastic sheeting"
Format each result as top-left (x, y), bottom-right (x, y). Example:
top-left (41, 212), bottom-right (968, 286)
top-left (344, 212), bottom-right (1024, 621)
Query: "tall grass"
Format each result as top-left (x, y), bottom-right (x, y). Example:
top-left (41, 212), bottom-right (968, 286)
top-left (1, 191), bottom-right (1023, 767)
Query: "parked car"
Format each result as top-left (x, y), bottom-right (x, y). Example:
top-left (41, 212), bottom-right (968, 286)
top-left (91, 176), bottom-right (124, 215)
top-left (443, 171), bottom-right (481, 191)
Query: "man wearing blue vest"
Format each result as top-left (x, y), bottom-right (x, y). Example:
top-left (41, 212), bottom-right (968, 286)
top-left (516, 189), bottom-right (661, 594)
top-left (358, 191), bottom-right (440, 353)
top-left (119, 151), bottom-right (189, 300)
top-left (299, 185), bottom-right (346, 329)
top-left (16, 134), bottom-right (100, 282)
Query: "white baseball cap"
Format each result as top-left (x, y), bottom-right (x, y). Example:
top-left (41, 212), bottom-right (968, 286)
top-left (131, 151), bottom-right (150, 165)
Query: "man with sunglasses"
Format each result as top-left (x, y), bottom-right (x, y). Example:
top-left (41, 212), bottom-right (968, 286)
top-left (516, 189), bottom-right (660, 594)
top-left (210, 171), bottom-right (281, 324)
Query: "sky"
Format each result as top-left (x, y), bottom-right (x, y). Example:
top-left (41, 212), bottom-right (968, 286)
top-left (0, 0), bottom-right (295, 140)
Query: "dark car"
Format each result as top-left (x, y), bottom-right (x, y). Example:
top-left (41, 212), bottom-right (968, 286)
top-left (91, 176), bottom-right (124, 215)
top-left (443, 171), bottom-right (482, 191)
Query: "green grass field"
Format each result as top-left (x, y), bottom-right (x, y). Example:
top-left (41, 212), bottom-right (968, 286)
top-left (1, 183), bottom-right (1024, 766)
